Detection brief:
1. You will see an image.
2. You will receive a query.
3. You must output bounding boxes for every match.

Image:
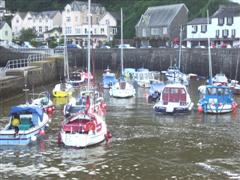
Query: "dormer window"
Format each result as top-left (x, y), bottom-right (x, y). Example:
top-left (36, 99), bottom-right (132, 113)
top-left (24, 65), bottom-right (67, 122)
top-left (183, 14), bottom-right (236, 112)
top-left (192, 25), bottom-right (198, 33)
top-left (222, 29), bottom-right (229, 38)
top-left (227, 17), bottom-right (233, 25)
top-left (201, 25), bottom-right (207, 33)
top-left (218, 18), bottom-right (224, 26)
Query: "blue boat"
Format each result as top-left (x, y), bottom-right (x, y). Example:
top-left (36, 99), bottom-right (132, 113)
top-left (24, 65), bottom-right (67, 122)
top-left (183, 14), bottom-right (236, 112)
top-left (148, 81), bottom-right (165, 102)
top-left (0, 104), bottom-right (50, 145)
top-left (102, 68), bottom-right (117, 89)
top-left (197, 85), bottom-right (237, 114)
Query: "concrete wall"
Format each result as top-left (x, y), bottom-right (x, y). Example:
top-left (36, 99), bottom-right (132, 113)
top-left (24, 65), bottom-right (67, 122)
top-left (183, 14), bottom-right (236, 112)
top-left (68, 48), bottom-right (240, 80)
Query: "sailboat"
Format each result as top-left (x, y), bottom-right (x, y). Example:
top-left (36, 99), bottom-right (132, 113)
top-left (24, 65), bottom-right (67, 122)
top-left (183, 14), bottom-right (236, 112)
top-left (109, 8), bottom-right (136, 98)
top-left (102, 66), bottom-right (117, 89)
top-left (52, 35), bottom-right (73, 98)
top-left (59, 0), bottom-right (111, 147)
top-left (163, 27), bottom-right (189, 86)
top-left (197, 11), bottom-right (238, 114)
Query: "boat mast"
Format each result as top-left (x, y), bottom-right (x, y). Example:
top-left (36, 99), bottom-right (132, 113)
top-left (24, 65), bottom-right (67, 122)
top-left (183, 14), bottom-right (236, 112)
top-left (120, 8), bottom-right (123, 75)
top-left (207, 10), bottom-right (213, 84)
top-left (64, 34), bottom-right (69, 81)
top-left (178, 25), bottom-right (182, 70)
top-left (87, 0), bottom-right (91, 91)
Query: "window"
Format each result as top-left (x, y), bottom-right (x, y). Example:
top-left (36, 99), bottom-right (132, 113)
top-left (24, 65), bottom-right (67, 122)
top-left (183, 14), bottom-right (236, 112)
top-left (201, 24), bottom-right (207, 33)
top-left (151, 28), bottom-right (159, 35)
top-left (142, 28), bottom-right (147, 37)
top-left (39, 18), bottom-right (42, 23)
top-left (66, 17), bottom-right (71, 22)
top-left (227, 17), bottom-right (233, 25)
top-left (45, 26), bottom-right (48, 32)
top-left (85, 28), bottom-right (87, 34)
top-left (192, 25), bottom-right (198, 33)
top-left (16, 18), bottom-right (19, 23)
top-left (39, 26), bottom-right (42, 33)
top-left (231, 29), bottom-right (236, 37)
top-left (106, 19), bottom-right (109, 25)
top-left (5, 30), bottom-right (8, 36)
top-left (33, 26), bottom-right (36, 31)
top-left (75, 16), bottom-right (78, 22)
top-left (76, 28), bottom-right (81, 34)
top-left (45, 18), bottom-right (48, 23)
top-left (163, 27), bottom-right (167, 35)
top-left (85, 17), bottom-right (88, 23)
top-left (96, 17), bottom-right (99, 23)
top-left (94, 28), bottom-right (96, 34)
top-left (216, 30), bottom-right (220, 37)
top-left (222, 29), bottom-right (229, 37)
top-left (28, 17), bottom-right (32, 21)
top-left (66, 27), bottom-right (72, 34)
top-left (101, 28), bottom-right (104, 34)
top-left (218, 18), bottom-right (224, 26)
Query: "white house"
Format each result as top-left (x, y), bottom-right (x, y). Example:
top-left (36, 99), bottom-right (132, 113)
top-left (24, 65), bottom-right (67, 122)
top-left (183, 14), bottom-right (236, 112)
top-left (62, 1), bottom-right (117, 47)
top-left (186, 5), bottom-right (240, 48)
top-left (43, 27), bottom-right (62, 41)
top-left (0, 21), bottom-right (12, 42)
top-left (11, 11), bottom-right (62, 38)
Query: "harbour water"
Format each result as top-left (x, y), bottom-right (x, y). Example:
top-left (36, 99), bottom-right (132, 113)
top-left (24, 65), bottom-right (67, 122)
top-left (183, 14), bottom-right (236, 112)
top-left (1, 79), bottom-right (240, 179)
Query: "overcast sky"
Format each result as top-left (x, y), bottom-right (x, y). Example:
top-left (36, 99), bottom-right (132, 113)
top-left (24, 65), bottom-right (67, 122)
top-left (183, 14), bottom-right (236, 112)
top-left (230, 0), bottom-right (240, 3)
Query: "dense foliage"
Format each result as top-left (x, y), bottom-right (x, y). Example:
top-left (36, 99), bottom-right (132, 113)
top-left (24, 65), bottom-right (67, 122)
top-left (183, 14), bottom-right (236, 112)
top-left (6, 0), bottom-right (231, 38)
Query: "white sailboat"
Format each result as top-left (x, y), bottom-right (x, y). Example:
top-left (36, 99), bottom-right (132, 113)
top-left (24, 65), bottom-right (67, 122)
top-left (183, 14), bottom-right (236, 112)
top-left (59, 0), bottom-right (111, 148)
top-left (52, 35), bottom-right (73, 98)
top-left (109, 8), bottom-right (136, 98)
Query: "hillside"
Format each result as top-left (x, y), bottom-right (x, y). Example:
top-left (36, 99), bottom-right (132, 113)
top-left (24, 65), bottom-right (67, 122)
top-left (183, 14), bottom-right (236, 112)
top-left (6, 0), bottom-right (232, 38)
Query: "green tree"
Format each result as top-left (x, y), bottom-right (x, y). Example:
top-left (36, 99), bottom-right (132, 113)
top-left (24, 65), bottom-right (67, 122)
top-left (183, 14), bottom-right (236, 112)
top-left (19, 28), bottom-right (37, 42)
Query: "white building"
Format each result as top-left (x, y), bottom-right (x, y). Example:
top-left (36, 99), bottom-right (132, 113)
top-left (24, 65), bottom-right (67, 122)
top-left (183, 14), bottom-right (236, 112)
top-left (0, 21), bottom-right (12, 42)
top-left (0, 0), bottom-right (5, 19)
top-left (11, 11), bottom-right (62, 38)
top-left (62, 1), bottom-right (117, 47)
top-left (186, 5), bottom-right (240, 48)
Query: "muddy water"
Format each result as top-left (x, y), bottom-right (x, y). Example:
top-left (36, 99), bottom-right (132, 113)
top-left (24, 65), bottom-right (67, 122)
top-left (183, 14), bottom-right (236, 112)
top-left (1, 80), bottom-right (240, 179)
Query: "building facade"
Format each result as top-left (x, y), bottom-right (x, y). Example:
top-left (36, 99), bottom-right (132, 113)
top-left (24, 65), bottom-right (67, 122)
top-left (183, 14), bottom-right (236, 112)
top-left (11, 11), bottom-right (62, 38)
top-left (135, 3), bottom-right (189, 47)
top-left (62, 1), bottom-right (117, 47)
top-left (0, 21), bottom-right (12, 42)
top-left (186, 5), bottom-right (240, 48)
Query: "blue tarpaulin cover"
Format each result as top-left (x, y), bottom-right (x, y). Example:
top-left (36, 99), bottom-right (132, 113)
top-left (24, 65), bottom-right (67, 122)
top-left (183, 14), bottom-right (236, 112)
top-left (9, 104), bottom-right (43, 121)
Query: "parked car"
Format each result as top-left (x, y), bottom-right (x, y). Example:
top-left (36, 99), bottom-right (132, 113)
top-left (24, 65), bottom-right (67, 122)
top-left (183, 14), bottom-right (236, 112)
top-left (67, 44), bottom-right (81, 49)
top-left (140, 45), bottom-right (152, 48)
top-left (117, 44), bottom-right (136, 49)
top-left (100, 45), bottom-right (111, 49)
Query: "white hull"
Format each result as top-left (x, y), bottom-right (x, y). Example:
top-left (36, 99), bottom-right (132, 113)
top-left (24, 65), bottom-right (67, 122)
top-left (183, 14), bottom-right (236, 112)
top-left (60, 114), bottom-right (107, 147)
top-left (109, 82), bottom-right (135, 98)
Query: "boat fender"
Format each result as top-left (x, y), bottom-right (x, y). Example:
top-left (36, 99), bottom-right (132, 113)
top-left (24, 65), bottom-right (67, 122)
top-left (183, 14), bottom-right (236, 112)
top-left (105, 131), bottom-right (112, 143)
top-left (197, 105), bottom-right (203, 113)
top-left (39, 129), bottom-right (45, 136)
top-left (31, 135), bottom-right (37, 141)
top-left (57, 133), bottom-right (62, 144)
top-left (232, 102), bottom-right (238, 111)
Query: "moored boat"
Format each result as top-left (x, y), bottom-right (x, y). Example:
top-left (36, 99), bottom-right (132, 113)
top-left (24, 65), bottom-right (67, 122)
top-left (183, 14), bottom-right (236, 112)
top-left (31, 91), bottom-right (55, 114)
top-left (0, 104), bottom-right (49, 145)
top-left (52, 82), bottom-right (73, 98)
top-left (229, 80), bottom-right (240, 95)
top-left (134, 68), bottom-right (156, 88)
top-left (148, 81), bottom-right (165, 102)
top-left (102, 67), bottom-right (117, 89)
top-left (197, 85), bottom-right (237, 114)
top-left (59, 111), bottom-right (110, 148)
top-left (67, 70), bottom-right (85, 88)
top-left (153, 83), bottom-right (194, 113)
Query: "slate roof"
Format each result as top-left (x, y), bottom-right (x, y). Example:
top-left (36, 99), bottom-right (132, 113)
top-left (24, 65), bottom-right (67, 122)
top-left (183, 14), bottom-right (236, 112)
top-left (70, 1), bottom-right (103, 11)
top-left (187, 18), bottom-right (207, 25)
top-left (0, 21), bottom-right (5, 29)
top-left (212, 5), bottom-right (240, 18)
top-left (16, 12), bottom-right (27, 19)
top-left (136, 3), bottom-right (188, 27)
top-left (30, 11), bottom-right (59, 19)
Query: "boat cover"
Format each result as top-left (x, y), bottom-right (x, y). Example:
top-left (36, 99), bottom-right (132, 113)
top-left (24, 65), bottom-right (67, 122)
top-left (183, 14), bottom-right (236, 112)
top-left (9, 105), bottom-right (43, 120)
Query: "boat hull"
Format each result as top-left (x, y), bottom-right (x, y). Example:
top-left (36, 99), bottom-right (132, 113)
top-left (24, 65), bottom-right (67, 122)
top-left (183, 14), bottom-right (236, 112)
top-left (154, 102), bottom-right (194, 114)
top-left (109, 89), bottom-right (135, 98)
top-left (60, 118), bottom-right (107, 148)
top-left (0, 114), bottom-right (49, 146)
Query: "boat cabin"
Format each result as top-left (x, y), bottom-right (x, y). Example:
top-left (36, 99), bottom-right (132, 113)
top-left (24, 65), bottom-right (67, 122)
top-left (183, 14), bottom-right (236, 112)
top-left (162, 87), bottom-right (187, 105)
